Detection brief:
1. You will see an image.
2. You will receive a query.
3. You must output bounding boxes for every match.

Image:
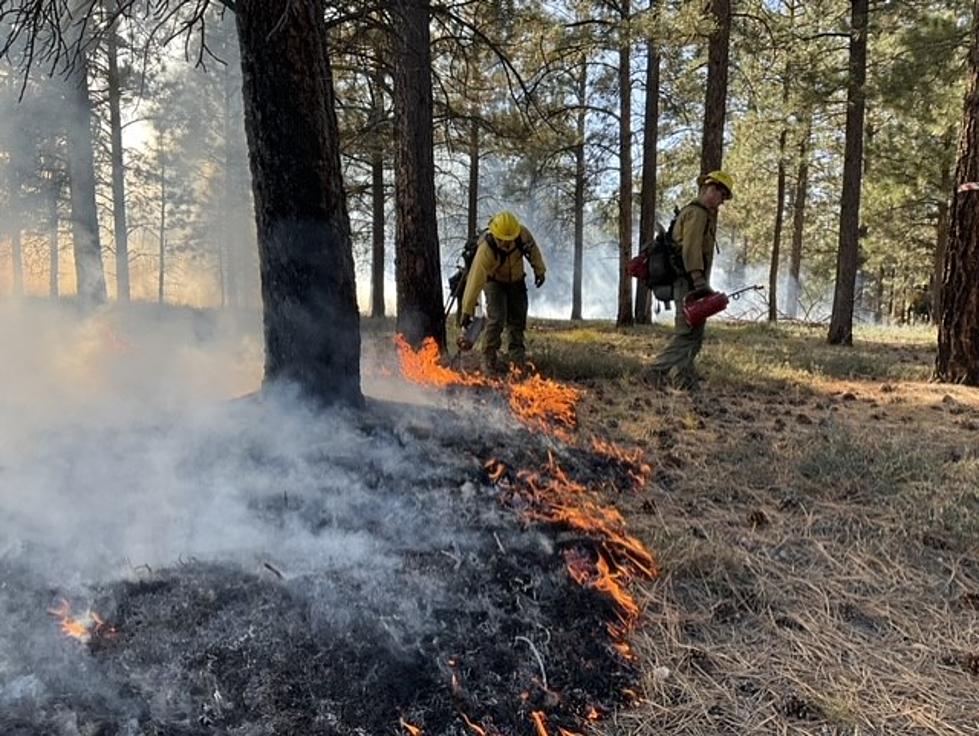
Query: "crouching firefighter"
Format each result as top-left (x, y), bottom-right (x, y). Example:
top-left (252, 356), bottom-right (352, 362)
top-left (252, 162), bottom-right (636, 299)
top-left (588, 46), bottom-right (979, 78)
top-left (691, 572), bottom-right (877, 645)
top-left (646, 170), bottom-right (733, 389)
top-left (460, 210), bottom-right (547, 375)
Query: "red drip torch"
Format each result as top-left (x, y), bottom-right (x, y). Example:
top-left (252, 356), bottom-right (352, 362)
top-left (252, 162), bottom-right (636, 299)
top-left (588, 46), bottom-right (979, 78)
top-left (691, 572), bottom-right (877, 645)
top-left (683, 285), bottom-right (764, 328)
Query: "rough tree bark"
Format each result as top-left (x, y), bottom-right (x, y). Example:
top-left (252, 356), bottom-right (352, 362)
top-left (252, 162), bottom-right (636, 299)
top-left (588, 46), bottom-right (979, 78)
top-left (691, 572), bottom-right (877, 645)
top-left (786, 116), bottom-right (810, 319)
top-left (65, 51), bottom-right (107, 306)
top-left (392, 0), bottom-right (444, 349)
top-left (635, 17), bottom-right (659, 325)
top-left (106, 9), bottom-right (129, 302)
top-left (828, 0), bottom-right (869, 345)
top-left (467, 115), bottom-right (479, 241)
top-left (571, 60), bottom-right (586, 322)
top-left (616, 0), bottom-right (634, 327)
top-left (932, 142), bottom-right (953, 320)
top-left (935, 0), bottom-right (979, 384)
top-left (236, 0), bottom-right (362, 405)
top-left (700, 0), bottom-right (731, 174)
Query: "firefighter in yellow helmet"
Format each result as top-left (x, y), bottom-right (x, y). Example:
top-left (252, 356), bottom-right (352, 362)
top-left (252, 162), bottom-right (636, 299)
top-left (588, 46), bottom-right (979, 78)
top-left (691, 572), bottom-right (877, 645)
top-left (646, 170), bottom-right (733, 389)
top-left (460, 210), bottom-right (547, 374)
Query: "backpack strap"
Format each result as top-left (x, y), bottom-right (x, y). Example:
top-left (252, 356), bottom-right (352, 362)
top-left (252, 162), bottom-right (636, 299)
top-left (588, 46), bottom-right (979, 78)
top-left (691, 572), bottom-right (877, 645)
top-left (485, 231), bottom-right (532, 264)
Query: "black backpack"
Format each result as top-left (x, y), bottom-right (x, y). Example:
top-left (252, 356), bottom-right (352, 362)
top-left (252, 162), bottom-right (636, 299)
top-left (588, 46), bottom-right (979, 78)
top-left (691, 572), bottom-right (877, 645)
top-left (448, 229), bottom-right (531, 299)
top-left (631, 202), bottom-right (709, 307)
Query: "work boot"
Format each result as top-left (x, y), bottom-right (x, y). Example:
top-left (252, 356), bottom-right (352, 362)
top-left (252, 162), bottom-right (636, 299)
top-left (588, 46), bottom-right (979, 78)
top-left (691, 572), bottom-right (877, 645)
top-left (481, 351), bottom-right (502, 376)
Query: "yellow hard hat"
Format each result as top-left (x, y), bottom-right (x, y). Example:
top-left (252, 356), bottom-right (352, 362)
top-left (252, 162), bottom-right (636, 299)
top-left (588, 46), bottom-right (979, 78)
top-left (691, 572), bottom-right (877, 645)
top-left (488, 210), bottom-right (522, 241)
top-left (697, 170), bottom-right (734, 199)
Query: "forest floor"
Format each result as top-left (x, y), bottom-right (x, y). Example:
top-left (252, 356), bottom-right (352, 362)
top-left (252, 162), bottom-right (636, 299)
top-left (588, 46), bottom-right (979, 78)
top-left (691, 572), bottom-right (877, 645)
top-left (450, 318), bottom-right (979, 735)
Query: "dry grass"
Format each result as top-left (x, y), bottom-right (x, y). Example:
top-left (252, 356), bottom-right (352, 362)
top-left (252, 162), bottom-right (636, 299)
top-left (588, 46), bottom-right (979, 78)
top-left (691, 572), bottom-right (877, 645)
top-left (520, 318), bottom-right (979, 736)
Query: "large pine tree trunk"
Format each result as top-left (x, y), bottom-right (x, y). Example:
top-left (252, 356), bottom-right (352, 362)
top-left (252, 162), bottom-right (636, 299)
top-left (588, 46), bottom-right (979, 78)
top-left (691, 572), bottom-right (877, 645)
top-left (768, 128), bottom-right (788, 322)
top-left (828, 0), bottom-right (869, 345)
top-left (932, 146), bottom-right (953, 320)
top-left (65, 54), bottom-right (107, 307)
top-left (392, 0), bottom-right (445, 349)
top-left (635, 21), bottom-right (659, 325)
top-left (236, 0), bottom-right (362, 405)
top-left (700, 0), bottom-right (731, 173)
top-left (616, 0), bottom-right (634, 327)
top-left (786, 117), bottom-right (810, 319)
top-left (106, 14), bottom-right (129, 303)
top-left (571, 61), bottom-right (586, 322)
top-left (936, 0), bottom-right (979, 384)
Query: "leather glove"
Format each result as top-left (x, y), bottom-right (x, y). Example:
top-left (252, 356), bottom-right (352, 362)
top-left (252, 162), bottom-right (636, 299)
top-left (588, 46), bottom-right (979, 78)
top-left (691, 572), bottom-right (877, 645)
top-left (534, 272), bottom-right (546, 288)
top-left (460, 314), bottom-right (473, 329)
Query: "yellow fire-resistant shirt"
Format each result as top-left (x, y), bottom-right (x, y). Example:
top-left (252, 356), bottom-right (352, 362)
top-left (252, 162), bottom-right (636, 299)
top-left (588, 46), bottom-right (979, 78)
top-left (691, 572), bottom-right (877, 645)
top-left (461, 226), bottom-right (546, 317)
top-left (674, 201), bottom-right (717, 276)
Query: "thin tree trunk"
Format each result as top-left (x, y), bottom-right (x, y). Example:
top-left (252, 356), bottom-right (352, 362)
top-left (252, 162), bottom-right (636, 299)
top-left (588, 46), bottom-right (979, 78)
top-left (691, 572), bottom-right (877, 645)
top-left (571, 60), bottom-right (586, 322)
top-left (616, 0), bottom-right (634, 327)
top-left (635, 16), bottom-right (659, 325)
top-left (235, 0), bottom-right (362, 404)
top-left (828, 0), bottom-right (869, 345)
top-left (10, 228), bottom-right (22, 297)
top-left (370, 59), bottom-right (386, 319)
top-left (106, 12), bottom-right (129, 303)
top-left (371, 138), bottom-right (386, 318)
top-left (158, 138), bottom-right (166, 305)
top-left (49, 182), bottom-right (60, 298)
top-left (222, 51), bottom-right (240, 309)
top-left (936, 0), bottom-right (979, 384)
top-left (932, 150), bottom-right (953, 320)
top-left (768, 127), bottom-right (788, 322)
top-left (874, 264), bottom-right (885, 323)
top-left (786, 116), bottom-right (810, 319)
top-left (700, 0), bottom-right (731, 173)
top-left (467, 116), bottom-right (479, 240)
top-left (65, 53), bottom-right (107, 307)
top-left (392, 0), bottom-right (445, 349)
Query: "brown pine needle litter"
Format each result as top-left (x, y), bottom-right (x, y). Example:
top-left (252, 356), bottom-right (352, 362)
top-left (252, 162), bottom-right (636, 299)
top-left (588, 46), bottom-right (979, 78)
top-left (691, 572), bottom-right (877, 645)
top-left (519, 320), bottom-right (979, 736)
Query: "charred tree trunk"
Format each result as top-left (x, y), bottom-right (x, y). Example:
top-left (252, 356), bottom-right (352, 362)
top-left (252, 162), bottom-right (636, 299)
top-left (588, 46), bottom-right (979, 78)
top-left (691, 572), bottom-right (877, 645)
top-left (700, 0), bottom-right (731, 174)
top-left (370, 62), bottom-right (386, 319)
top-left (65, 54), bottom-right (107, 307)
top-left (936, 0), bottom-right (979, 384)
top-left (616, 0), bottom-right (634, 327)
top-left (106, 14), bottom-right (129, 303)
top-left (828, 0), bottom-right (868, 345)
top-left (786, 117), bottom-right (810, 319)
top-left (49, 181), bottom-right (60, 298)
top-left (236, 0), bottom-right (362, 405)
top-left (635, 19), bottom-right (659, 325)
top-left (392, 0), bottom-right (445, 349)
top-left (571, 61), bottom-right (586, 322)
top-left (768, 127), bottom-right (788, 322)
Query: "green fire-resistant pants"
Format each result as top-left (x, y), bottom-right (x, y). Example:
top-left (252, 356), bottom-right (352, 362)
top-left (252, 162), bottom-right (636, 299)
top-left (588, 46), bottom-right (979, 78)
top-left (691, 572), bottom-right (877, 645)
top-left (482, 279), bottom-right (528, 366)
top-left (648, 278), bottom-right (705, 387)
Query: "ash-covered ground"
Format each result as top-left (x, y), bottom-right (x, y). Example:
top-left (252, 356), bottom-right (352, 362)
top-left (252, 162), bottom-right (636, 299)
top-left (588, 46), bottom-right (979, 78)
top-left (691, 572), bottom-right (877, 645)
top-left (0, 304), bottom-right (641, 736)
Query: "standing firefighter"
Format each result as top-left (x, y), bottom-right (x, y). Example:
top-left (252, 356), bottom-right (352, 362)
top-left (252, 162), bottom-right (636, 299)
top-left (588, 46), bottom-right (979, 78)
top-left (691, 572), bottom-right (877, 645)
top-left (646, 170), bottom-right (733, 389)
top-left (460, 211), bottom-right (547, 374)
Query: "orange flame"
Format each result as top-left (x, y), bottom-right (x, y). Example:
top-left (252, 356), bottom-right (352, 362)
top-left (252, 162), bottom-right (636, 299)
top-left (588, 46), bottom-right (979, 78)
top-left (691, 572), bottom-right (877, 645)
top-left (400, 718), bottom-right (423, 736)
top-left (395, 335), bottom-right (487, 388)
top-left (47, 599), bottom-right (114, 643)
top-left (506, 371), bottom-right (581, 440)
top-left (587, 707), bottom-right (601, 721)
top-left (531, 711), bottom-right (550, 736)
top-left (591, 437), bottom-right (652, 490)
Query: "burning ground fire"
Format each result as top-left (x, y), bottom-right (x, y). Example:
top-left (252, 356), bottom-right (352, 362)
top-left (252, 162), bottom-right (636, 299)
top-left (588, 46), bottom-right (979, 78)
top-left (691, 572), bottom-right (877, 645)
top-left (395, 333), bottom-right (658, 731)
top-left (47, 598), bottom-right (115, 644)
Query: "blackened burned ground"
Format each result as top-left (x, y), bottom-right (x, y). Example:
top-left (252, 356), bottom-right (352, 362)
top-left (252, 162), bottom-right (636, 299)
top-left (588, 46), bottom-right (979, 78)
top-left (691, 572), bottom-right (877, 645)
top-left (1, 399), bottom-right (641, 736)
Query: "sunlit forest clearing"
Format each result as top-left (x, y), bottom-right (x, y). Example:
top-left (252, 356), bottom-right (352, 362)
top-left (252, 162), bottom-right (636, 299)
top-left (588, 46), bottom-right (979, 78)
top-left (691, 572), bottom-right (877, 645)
top-left (1, 0), bottom-right (978, 734)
